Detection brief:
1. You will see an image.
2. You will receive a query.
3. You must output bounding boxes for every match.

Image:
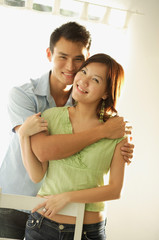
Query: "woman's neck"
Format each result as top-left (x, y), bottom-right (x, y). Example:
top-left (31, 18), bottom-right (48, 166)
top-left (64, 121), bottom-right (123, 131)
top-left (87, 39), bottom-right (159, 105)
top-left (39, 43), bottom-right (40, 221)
top-left (69, 103), bottom-right (101, 133)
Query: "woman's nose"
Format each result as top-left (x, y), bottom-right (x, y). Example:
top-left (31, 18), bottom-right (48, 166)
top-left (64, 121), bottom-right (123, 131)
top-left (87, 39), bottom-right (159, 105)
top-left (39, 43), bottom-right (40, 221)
top-left (81, 77), bottom-right (89, 87)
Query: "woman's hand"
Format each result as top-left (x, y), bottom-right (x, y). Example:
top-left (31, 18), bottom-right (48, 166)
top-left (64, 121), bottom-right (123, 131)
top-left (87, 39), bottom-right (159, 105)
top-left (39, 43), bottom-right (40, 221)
top-left (18, 112), bottom-right (48, 137)
top-left (32, 193), bottom-right (70, 218)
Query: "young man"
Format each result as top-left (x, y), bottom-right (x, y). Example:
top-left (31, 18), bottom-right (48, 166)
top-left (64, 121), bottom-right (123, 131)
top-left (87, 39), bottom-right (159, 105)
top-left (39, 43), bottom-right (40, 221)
top-left (0, 22), bottom-right (134, 239)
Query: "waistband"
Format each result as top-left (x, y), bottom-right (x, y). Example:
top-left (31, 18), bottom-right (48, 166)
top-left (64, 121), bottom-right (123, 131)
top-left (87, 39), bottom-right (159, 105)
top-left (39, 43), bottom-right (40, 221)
top-left (30, 211), bottom-right (106, 232)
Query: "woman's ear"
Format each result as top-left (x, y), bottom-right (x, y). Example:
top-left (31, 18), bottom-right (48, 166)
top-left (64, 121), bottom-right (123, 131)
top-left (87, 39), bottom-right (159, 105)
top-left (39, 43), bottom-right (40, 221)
top-left (46, 48), bottom-right (52, 62)
top-left (102, 94), bottom-right (107, 101)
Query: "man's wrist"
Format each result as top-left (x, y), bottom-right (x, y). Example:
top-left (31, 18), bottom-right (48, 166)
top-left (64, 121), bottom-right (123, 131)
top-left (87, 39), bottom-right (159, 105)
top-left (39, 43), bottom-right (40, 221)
top-left (97, 123), bottom-right (109, 139)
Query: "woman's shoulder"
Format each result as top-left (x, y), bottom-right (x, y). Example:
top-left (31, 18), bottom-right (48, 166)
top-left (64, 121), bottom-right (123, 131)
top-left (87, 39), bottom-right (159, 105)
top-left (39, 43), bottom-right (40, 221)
top-left (43, 106), bottom-right (67, 114)
top-left (42, 106), bottom-right (69, 120)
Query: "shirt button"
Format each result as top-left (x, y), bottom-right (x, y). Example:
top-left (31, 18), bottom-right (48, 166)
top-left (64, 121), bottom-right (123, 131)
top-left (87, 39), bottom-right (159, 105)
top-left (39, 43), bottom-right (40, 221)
top-left (59, 224), bottom-right (64, 230)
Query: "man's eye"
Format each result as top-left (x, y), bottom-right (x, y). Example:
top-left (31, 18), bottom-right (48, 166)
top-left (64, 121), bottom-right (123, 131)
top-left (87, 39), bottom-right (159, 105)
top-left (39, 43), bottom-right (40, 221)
top-left (81, 69), bottom-right (86, 74)
top-left (60, 56), bottom-right (66, 59)
top-left (75, 58), bottom-right (83, 62)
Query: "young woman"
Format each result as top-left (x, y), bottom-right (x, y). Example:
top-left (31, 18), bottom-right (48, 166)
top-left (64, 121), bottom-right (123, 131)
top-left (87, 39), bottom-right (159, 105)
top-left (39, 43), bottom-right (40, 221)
top-left (19, 53), bottom-right (128, 240)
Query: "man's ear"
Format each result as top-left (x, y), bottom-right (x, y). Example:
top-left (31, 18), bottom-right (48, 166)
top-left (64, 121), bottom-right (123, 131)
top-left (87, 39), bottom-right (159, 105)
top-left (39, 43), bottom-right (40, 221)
top-left (46, 48), bottom-right (52, 62)
top-left (85, 51), bottom-right (90, 60)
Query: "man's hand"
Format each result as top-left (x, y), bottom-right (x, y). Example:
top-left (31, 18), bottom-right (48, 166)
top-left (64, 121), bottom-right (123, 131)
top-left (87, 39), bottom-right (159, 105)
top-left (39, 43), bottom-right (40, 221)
top-left (102, 116), bottom-right (134, 164)
top-left (121, 141), bottom-right (134, 165)
top-left (103, 116), bottom-right (131, 139)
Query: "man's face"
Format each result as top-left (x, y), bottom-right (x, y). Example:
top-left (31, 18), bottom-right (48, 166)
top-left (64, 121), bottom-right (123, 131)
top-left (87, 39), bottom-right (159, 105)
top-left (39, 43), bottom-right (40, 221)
top-left (48, 37), bottom-right (89, 86)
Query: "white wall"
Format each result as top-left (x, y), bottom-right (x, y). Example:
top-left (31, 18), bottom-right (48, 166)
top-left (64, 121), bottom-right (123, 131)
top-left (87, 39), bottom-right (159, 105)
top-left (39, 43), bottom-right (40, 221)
top-left (0, 1), bottom-right (159, 239)
top-left (106, 1), bottom-right (159, 239)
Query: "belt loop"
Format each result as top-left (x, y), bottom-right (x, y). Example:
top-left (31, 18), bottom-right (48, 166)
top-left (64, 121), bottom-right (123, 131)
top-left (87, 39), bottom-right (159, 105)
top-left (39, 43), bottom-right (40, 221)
top-left (37, 214), bottom-right (45, 229)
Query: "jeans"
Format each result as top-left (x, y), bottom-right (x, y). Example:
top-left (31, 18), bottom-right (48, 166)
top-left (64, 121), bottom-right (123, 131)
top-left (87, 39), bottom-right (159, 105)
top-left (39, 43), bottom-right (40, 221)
top-left (25, 212), bottom-right (106, 240)
top-left (0, 208), bottom-right (30, 239)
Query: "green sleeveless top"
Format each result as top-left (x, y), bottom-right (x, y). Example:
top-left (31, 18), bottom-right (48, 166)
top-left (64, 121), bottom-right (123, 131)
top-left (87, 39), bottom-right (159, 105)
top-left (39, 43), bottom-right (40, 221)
top-left (38, 106), bottom-right (123, 212)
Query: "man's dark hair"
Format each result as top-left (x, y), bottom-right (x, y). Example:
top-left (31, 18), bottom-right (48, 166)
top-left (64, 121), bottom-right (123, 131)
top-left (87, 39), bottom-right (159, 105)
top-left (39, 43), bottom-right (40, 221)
top-left (49, 22), bottom-right (91, 53)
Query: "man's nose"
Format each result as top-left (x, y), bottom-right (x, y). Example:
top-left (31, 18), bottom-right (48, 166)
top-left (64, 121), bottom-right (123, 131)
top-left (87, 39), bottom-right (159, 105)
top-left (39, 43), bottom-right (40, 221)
top-left (66, 59), bottom-right (75, 71)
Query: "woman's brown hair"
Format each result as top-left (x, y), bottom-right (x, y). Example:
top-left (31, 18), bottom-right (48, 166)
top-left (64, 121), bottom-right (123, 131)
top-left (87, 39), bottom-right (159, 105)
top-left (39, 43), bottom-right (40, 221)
top-left (77, 53), bottom-right (124, 121)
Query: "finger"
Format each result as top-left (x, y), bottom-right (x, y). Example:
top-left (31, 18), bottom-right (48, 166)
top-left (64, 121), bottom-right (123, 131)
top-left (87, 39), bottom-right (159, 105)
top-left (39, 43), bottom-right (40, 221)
top-left (125, 126), bottom-right (133, 131)
top-left (41, 121), bottom-right (48, 127)
top-left (123, 156), bottom-right (132, 165)
top-left (121, 150), bottom-right (134, 156)
top-left (125, 121), bottom-right (132, 128)
top-left (121, 147), bottom-right (134, 153)
top-left (43, 195), bottom-right (51, 199)
top-left (125, 130), bottom-right (132, 135)
top-left (49, 210), bottom-right (56, 218)
top-left (41, 122), bottom-right (48, 127)
top-left (40, 127), bottom-right (48, 132)
top-left (35, 112), bottom-right (41, 117)
top-left (121, 152), bottom-right (133, 159)
top-left (39, 209), bottom-right (47, 216)
top-left (41, 118), bottom-right (45, 123)
top-left (32, 202), bottom-right (46, 213)
top-left (45, 209), bottom-right (53, 217)
top-left (124, 120), bottom-right (132, 125)
top-left (123, 143), bottom-right (135, 148)
top-left (124, 120), bottom-right (130, 124)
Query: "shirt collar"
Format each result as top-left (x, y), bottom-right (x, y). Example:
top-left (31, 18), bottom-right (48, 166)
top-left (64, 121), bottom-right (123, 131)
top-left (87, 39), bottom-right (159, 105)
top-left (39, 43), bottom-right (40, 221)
top-left (31, 71), bottom-right (73, 107)
top-left (32, 71), bottom-right (51, 97)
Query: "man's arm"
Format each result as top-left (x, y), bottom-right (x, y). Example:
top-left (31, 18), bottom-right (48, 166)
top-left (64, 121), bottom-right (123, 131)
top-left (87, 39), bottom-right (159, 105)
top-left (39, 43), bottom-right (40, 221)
top-left (8, 87), bottom-right (37, 131)
top-left (31, 116), bottom-right (133, 162)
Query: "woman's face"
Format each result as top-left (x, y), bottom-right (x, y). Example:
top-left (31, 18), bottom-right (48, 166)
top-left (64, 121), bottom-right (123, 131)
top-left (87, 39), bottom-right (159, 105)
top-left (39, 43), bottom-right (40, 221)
top-left (72, 62), bottom-right (108, 105)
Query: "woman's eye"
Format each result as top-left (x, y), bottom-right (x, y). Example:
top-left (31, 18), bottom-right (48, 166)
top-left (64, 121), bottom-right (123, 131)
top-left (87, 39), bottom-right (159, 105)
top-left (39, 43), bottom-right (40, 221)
top-left (93, 78), bottom-right (99, 83)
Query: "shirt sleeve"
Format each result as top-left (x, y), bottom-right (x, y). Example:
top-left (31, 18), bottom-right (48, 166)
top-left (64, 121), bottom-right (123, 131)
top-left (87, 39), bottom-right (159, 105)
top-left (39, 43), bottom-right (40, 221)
top-left (116, 136), bottom-right (127, 144)
top-left (8, 86), bottom-right (37, 132)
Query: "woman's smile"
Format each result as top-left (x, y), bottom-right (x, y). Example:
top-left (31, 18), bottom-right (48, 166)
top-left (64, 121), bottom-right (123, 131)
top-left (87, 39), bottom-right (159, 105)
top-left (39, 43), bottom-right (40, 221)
top-left (76, 84), bottom-right (88, 94)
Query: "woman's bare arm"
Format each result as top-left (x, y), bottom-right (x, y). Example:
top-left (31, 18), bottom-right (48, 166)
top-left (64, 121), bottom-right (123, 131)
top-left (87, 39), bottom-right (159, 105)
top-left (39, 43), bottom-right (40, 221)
top-left (68, 138), bottom-right (126, 203)
top-left (18, 113), bottom-right (48, 183)
top-left (32, 138), bottom-right (127, 216)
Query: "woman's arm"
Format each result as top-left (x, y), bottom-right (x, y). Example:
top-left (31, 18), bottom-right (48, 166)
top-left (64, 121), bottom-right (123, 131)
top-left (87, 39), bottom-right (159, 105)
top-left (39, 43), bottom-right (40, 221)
top-left (31, 117), bottom-right (133, 163)
top-left (32, 138), bottom-right (126, 217)
top-left (18, 113), bottom-right (48, 183)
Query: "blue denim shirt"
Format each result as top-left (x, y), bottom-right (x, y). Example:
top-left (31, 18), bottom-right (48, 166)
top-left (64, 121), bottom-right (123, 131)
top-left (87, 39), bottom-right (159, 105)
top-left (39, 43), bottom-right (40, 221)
top-left (0, 72), bottom-right (73, 196)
